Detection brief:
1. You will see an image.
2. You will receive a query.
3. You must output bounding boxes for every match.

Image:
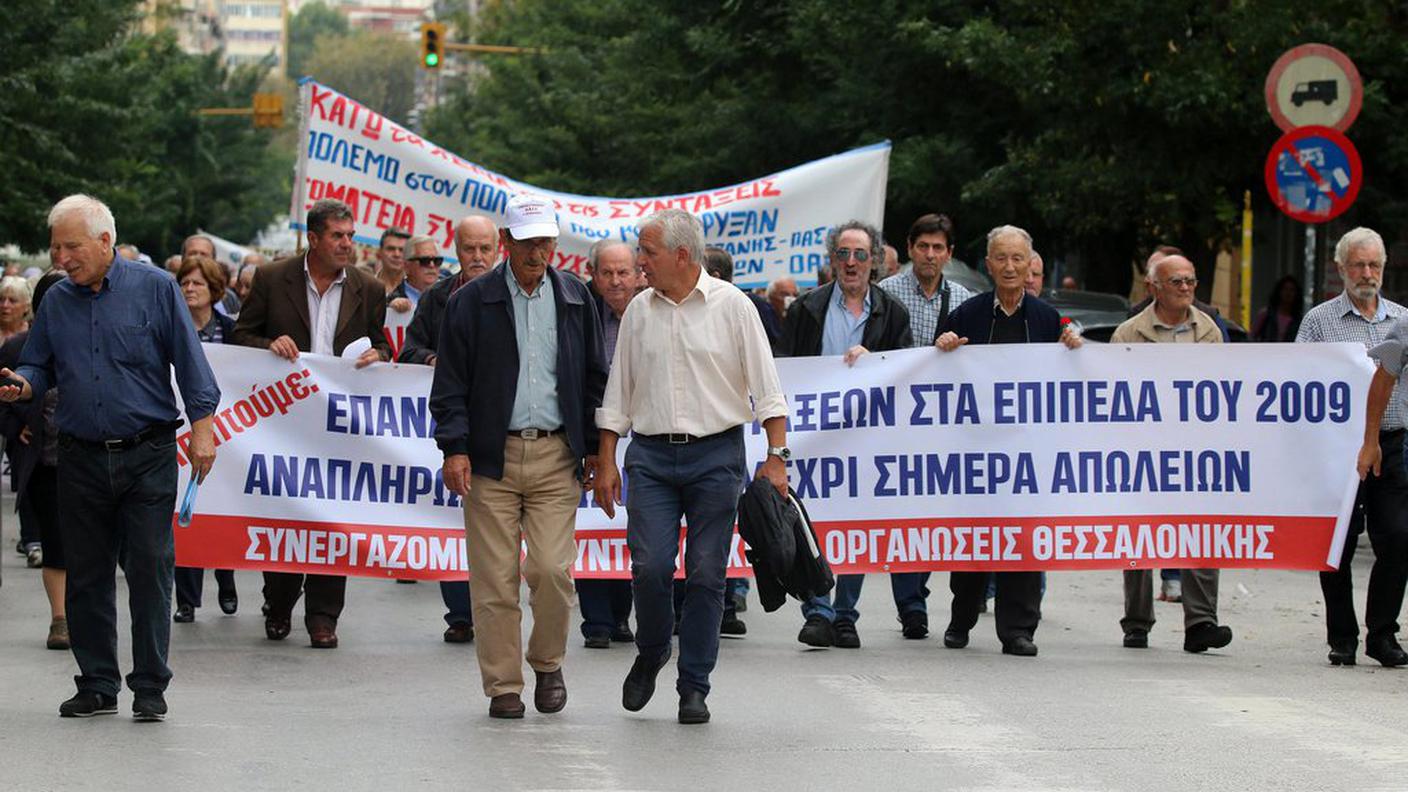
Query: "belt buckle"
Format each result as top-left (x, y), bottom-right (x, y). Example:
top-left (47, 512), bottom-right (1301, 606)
top-left (104, 438), bottom-right (125, 451)
top-left (667, 433), bottom-right (689, 445)
top-left (521, 428), bottom-right (540, 441)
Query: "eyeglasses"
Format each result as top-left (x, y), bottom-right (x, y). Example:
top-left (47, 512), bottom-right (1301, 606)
top-left (408, 256), bottom-right (444, 267)
top-left (834, 249), bottom-right (871, 262)
top-left (1344, 260), bottom-right (1385, 273)
top-left (1160, 277), bottom-right (1198, 288)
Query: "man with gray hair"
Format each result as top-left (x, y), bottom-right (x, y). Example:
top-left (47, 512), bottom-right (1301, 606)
top-left (935, 224), bottom-right (1081, 657)
top-left (1111, 253), bottom-right (1233, 655)
top-left (394, 234), bottom-right (445, 309)
top-left (1316, 227), bottom-right (1408, 667)
top-left (1, 194), bottom-right (220, 720)
top-left (593, 208), bottom-right (788, 724)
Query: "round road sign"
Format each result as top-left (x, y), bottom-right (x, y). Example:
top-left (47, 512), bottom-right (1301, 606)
top-left (1264, 43), bottom-right (1363, 132)
top-left (1263, 125), bottom-right (1361, 224)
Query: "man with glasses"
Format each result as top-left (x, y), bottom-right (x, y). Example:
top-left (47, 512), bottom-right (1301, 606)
top-left (1109, 253), bottom-right (1233, 654)
top-left (785, 220), bottom-right (913, 650)
top-left (393, 235), bottom-right (445, 309)
top-left (1317, 228), bottom-right (1408, 668)
top-left (878, 213), bottom-right (974, 640)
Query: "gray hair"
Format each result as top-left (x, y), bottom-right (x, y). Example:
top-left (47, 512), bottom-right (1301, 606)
top-left (825, 220), bottom-right (883, 265)
top-left (587, 239), bottom-right (632, 272)
top-left (986, 225), bottom-right (1033, 255)
top-left (1335, 227), bottom-right (1386, 266)
top-left (306, 198), bottom-right (354, 235)
top-left (639, 209), bottom-right (704, 265)
top-left (48, 194), bottom-right (116, 242)
top-left (767, 277), bottom-right (796, 298)
top-left (406, 234), bottom-right (437, 252)
top-left (0, 275), bottom-right (32, 305)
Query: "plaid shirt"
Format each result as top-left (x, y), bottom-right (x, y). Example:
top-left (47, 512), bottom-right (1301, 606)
top-left (1296, 290), bottom-right (1408, 431)
top-left (877, 270), bottom-right (975, 347)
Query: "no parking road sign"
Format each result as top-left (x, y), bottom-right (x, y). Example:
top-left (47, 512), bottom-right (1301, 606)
top-left (1264, 125), bottom-right (1361, 224)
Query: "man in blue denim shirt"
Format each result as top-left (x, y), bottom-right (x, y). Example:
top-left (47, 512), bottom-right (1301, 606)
top-left (1, 194), bottom-right (220, 722)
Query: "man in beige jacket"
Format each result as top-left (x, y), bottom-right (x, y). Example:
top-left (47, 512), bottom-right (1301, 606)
top-left (1111, 254), bottom-right (1232, 652)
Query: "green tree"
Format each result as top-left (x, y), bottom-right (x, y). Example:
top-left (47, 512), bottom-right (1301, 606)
top-left (286, 0), bottom-right (349, 80)
top-left (304, 30), bottom-right (420, 127)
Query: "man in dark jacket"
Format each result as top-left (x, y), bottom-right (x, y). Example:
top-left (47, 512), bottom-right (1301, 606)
top-left (781, 220), bottom-right (913, 650)
top-left (935, 224), bottom-right (1082, 658)
top-left (397, 214), bottom-right (498, 644)
top-left (430, 194), bottom-right (608, 719)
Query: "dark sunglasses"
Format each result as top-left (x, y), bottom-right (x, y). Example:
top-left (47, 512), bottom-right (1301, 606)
top-left (408, 256), bottom-right (444, 267)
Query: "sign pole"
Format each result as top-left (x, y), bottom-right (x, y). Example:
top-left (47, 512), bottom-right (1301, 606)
top-left (1240, 191), bottom-right (1253, 329)
top-left (1303, 224), bottom-right (1317, 315)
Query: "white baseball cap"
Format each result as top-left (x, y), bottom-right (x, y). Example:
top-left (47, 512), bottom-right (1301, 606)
top-left (505, 193), bottom-right (560, 241)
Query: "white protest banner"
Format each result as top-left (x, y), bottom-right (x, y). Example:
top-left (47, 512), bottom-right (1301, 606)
top-left (289, 79), bottom-right (889, 289)
top-left (382, 304), bottom-right (412, 360)
top-left (174, 343), bottom-right (1369, 579)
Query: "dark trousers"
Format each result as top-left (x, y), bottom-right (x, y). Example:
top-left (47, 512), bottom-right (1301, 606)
top-left (440, 580), bottom-right (473, 626)
top-left (174, 566), bottom-right (235, 609)
top-left (262, 572), bottom-right (346, 629)
top-left (626, 430), bottom-right (745, 696)
top-left (27, 463), bottom-right (65, 569)
top-left (577, 578), bottom-right (632, 638)
top-left (949, 571), bottom-right (1042, 644)
top-left (1320, 429), bottom-right (1408, 646)
top-left (59, 431), bottom-right (178, 696)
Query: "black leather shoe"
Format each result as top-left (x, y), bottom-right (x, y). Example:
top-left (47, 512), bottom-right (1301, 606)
top-left (1002, 636), bottom-right (1039, 657)
top-left (444, 623), bottom-right (474, 643)
top-left (1123, 629), bottom-right (1149, 649)
top-left (678, 689), bottom-right (710, 725)
top-left (173, 604), bottom-right (194, 623)
top-left (834, 620), bottom-right (861, 648)
top-left (1366, 636), bottom-right (1408, 667)
top-left (1184, 622), bottom-right (1233, 653)
top-left (901, 611), bottom-right (929, 639)
top-left (59, 691), bottom-right (118, 718)
top-left (265, 616), bottom-right (291, 641)
top-left (1328, 642), bottom-right (1357, 666)
top-left (584, 633), bottom-right (611, 649)
top-left (611, 620), bottom-right (634, 642)
top-left (720, 614), bottom-right (747, 636)
top-left (218, 590), bottom-right (238, 615)
top-left (797, 614), bottom-right (834, 647)
top-left (132, 690), bottom-right (167, 722)
top-left (943, 628), bottom-right (968, 649)
top-left (623, 649), bottom-right (670, 712)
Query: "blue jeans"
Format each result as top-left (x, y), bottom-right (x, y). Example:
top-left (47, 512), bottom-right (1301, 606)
top-left (803, 572), bottom-right (930, 623)
top-left (59, 430), bottom-right (178, 696)
top-left (440, 580), bottom-right (473, 626)
top-left (626, 430), bottom-right (745, 696)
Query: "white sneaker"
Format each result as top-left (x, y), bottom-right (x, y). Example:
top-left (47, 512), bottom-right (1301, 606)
top-left (1159, 578), bottom-right (1182, 602)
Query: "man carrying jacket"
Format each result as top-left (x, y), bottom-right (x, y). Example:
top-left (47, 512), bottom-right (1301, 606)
top-left (782, 220), bottom-right (913, 650)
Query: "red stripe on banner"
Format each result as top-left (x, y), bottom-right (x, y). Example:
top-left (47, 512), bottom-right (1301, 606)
top-left (174, 513), bottom-right (1339, 580)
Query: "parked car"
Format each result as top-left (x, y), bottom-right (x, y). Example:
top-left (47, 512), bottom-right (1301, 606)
top-left (1041, 289), bottom-right (1130, 342)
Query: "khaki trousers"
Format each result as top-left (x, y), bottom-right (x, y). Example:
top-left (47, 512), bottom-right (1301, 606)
top-left (463, 436), bottom-right (580, 698)
top-left (1121, 568), bottom-right (1220, 634)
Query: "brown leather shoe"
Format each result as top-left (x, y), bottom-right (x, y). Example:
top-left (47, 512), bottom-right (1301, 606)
top-left (46, 617), bottom-right (69, 650)
top-left (489, 693), bottom-right (525, 719)
top-left (534, 669), bottom-right (567, 714)
top-left (443, 623), bottom-right (474, 643)
top-left (307, 616), bottom-right (338, 649)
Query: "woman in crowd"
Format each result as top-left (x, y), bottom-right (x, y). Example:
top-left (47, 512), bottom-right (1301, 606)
top-left (0, 276), bottom-right (42, 567)
top-left (1252, 275), bottom-right (1303, 342)
top-left (172, 255), bottom-right (239, 622)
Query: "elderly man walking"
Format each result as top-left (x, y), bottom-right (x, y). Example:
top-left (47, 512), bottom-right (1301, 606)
top-left (431, 194), bottom-right (608, 719)
top-left (593, 209), bottom-right (789, 725)
top-left (1, 195), bottom-right (220, 721)
top-left (1111, 253), bottom-right (1234, 654)
top-left (935, 224), bottom-right (1081, 657)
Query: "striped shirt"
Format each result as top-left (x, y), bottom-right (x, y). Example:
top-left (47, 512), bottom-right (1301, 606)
top-left (1296, 290), bottom-right (1408, 431)
top-left (877, 270), bottom-right (974, 347)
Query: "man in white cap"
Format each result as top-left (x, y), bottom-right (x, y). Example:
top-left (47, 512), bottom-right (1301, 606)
top-left (430, 194), bottom-right (608, 719)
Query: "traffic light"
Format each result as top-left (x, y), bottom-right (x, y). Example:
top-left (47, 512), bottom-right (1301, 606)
top-left (252, 92), bottom-right (283, 128)
top-left (420, 22), bottom-right (446, 70)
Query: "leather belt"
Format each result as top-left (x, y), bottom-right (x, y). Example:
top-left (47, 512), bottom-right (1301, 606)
top-left (633, 427), bottom-right (740, 445)
top-left (508, 428), bottom-right (562, 440)
top-left (62, 420), bottom-right (181, 452)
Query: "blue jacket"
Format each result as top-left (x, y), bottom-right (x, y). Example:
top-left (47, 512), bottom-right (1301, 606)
top-left (430, 263), bottom-right (607, 480)
top-left (938, 290), bottom-right (1064, 344)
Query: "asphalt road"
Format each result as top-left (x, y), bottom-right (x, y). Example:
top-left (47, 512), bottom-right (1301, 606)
top-left (2, 517), bottom-right (1407, 791)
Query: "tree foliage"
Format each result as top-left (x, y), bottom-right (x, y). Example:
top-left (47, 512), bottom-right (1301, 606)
top-left (286, 1), bottom-right (349, 81)
top-left (426, 0), bottom-right (1408, 291)
top-left (303, 30), bottom-right (419, 127)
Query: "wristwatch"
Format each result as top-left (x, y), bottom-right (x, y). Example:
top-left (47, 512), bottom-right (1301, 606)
top-left (767, 446), bottom-right (792, 461)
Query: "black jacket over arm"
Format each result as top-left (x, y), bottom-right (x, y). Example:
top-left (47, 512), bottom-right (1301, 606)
top-left (938, 290), bottom-right (1063, 344)
top-left (778, 282), bottom-right (913, 357)
top-left (397, 275), bottom-right (456, 365)
top-left (429, 263), bottom-right (608, 480)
